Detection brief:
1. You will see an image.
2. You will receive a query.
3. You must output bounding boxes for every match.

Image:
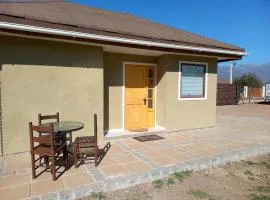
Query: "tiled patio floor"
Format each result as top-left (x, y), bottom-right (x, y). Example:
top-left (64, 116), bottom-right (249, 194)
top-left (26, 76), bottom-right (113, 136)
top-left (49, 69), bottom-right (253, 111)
top-left (0, 104), bottom-right (270, 199)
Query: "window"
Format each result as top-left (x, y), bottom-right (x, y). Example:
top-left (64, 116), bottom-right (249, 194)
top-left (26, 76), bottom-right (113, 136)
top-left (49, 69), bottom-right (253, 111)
top-left (147, 68), bottom-right (154, 109)
top-left (179, 62), bottom-right (207, 99)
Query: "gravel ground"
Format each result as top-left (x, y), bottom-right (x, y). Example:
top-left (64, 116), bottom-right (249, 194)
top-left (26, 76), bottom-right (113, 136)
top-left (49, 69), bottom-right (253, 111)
top-left (81, 154), bottom-right (270, 200)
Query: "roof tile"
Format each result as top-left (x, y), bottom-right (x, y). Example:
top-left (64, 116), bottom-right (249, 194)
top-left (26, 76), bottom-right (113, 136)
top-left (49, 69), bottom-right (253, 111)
top-left (0, 1), bottom-right (244, 52)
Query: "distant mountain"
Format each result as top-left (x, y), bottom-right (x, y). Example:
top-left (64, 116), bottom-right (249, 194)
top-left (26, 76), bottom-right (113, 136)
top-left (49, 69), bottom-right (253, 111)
top-left (218, 62), bottom-right (270, 84)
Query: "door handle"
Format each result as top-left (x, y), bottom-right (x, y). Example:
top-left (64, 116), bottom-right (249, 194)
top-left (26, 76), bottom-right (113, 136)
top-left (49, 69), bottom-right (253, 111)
top-left (143, 98), bottom-right (147, 105)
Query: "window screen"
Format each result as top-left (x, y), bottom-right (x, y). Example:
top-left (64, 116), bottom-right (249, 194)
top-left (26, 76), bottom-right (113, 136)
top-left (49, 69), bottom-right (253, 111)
top-left (180, 63), bottom-right (206, 98)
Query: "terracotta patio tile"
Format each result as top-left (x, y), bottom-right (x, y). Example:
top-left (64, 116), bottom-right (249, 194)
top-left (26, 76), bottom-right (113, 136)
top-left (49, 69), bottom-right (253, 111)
top-left (188, 149), bottom-right (214, 158)
top-left (30, 165), bottom-right (67, 183)
top-left (107, 145), bottom-right (126, 155)
top-left (114, 154), bottom-right (138, 163)
top-left (98, 156), bottom-right (119, 167)
top-left (156, 147), bottom-right (180, 155)
top-left (192, 143), bottom-right (211, 149)
top-left (100, 164), bottom-right (129, 177)
top-left (3, 153), bottom-right (30, 173)
top-left (142, 150), bottom-right (161, 159)
top-left (125, 161), bottom-right (151, 173)
top-left (32, 173), bottom-right (51, 182)
top-left (180, 145), bottom-right (201, 153)
top-left (31, 178), bottom-right (64, 196)
top-left (170, 152), bottom-right (191, 163)
top-left (204, 147), bottom-right (223, 155)
top-left (221, 143), bottom-right (243, 150)
top-left (62, 165), bottom-right (87, 176)
top-left (62, 172), bottom-right (93, 188)
top-left (124, 140), bottom-right (147, 149)
top-left (0, 183), bottom-right (30, 200)
top-left (149, 155), bottom-right (177, 166)
top-left (165, 135), bottom-right (186, 144)
top-left (144, 141), bottom-right (164, 149)
top-left (0, 173), bottom-right (30, 188)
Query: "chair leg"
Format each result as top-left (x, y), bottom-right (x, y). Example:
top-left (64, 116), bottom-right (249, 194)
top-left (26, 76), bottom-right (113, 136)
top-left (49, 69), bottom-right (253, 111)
top-left (45, 156), bottom-right (49, 168)
top-left (30, 151), bottom-right (36, 179)
top-left (74, 144), bottom-right (78, 168)
top-left (51, 156), bottom-right (56, 181)
top-left (64, 147), bottom-right (68, 169)
top-left (94, 148), bottom-right (98, 167)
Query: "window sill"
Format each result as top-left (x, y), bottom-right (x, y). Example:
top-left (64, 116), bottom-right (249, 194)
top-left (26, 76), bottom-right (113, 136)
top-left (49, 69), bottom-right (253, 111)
top-left (178, 97), bottom-right (207, 101)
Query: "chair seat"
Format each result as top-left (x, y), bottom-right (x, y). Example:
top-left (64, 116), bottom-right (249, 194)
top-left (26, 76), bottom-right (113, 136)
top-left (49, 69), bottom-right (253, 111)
top-left (33, 144), bottom-right (64, 155)
top-left (77, 147), bottom-right (97, 155)
top-left (74, 114), bottom-right (98, 167)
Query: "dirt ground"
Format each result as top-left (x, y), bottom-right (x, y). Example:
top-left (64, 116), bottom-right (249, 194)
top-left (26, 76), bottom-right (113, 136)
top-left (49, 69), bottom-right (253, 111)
top-left (83, 154), bottom-right (270, 200)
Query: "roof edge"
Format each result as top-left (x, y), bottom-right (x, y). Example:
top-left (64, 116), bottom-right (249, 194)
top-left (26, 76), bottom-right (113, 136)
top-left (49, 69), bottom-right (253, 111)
top-left (0, 21), bottom-right (246, 57)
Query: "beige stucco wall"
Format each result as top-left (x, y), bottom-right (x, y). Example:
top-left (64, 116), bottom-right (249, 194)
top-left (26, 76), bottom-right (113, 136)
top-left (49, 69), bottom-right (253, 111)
top-left (0, 35), bottom-right (217, 153)
top-left (156, 55), bottom-right (217, 131)
top-left (104, 53), bottom-right (157, 131)
top-left (0, 35), bottom-right (104, 154)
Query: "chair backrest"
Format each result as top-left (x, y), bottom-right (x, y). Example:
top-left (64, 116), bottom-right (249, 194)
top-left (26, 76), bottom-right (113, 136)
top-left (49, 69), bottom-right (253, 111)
top-left (29, 122), bottom-right (54, 151)
top-left (38, 112), bottom-right (59, 125)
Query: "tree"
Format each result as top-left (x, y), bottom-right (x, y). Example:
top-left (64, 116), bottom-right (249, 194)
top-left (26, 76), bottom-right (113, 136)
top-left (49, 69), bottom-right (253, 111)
top-left (233, 73), bottom-right (263, 88)
top-left (233, 73), bottom-right (263, 103)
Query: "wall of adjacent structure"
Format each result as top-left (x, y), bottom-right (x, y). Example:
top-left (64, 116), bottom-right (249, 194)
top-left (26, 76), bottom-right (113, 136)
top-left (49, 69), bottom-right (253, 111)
top-left (0, 35), bottom-right (104, 154)
top-left (156, 55), bottom-right (217, 131)
top-left (103, 52), bottom-right (157, 132)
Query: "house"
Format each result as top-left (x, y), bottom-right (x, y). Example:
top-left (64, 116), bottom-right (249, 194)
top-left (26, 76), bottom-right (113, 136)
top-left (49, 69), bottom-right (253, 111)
top-left (0, 1), bottom-right (245, 154)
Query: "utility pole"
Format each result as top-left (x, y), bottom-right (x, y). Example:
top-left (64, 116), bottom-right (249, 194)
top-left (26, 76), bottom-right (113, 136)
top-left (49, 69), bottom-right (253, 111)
top-left (230, 62), bottom-right (235, 84)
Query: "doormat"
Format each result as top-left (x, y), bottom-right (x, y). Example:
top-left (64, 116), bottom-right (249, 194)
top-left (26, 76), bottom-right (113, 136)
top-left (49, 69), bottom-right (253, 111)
top-left (133, 134), bottom-right (165, 142)
top-left (128, 128), bottom-right (148, 132)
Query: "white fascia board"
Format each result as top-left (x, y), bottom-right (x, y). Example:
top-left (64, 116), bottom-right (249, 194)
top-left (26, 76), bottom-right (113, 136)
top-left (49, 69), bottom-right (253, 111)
top-left (0, 21), bottom-right (246, 56)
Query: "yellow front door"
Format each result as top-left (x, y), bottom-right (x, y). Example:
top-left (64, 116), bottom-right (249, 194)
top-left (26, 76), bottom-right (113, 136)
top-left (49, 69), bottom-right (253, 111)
top-left (125, 65), bottom-right (148, 130)
top-left (125, 64), bottom-right (155, 130)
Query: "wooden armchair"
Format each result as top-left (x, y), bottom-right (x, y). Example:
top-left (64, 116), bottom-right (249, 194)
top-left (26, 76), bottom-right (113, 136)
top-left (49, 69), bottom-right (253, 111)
top-left (74, 114), bottom-right (99, 167)
top-left (29, 122), bottom-right (68, 181)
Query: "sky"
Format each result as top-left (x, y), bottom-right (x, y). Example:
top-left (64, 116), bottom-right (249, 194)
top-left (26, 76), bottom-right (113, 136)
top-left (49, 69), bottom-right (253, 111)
top-left (71, 0), bottom-right (270, 65)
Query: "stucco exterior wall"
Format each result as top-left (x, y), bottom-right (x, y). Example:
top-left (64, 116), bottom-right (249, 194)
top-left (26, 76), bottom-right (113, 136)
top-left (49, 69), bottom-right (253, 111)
top-left (104, 53), bottom-right (156, 131)
top-left (104, 53), bottom-right (217, 132)
top-left (0, 35), bottom-right (104, 154)
top-left (156, 55), bottom-right (217, 131)
top-left (0, 35), bottom-right (218, 154)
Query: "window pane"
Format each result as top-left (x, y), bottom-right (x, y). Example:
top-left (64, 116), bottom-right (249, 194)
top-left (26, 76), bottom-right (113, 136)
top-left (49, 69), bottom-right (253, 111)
top-left (148, 69), bottom-right (153, 78)
top-left (148, 89), bottom-right (153, 98)
top-left (181, 64), bottom-right (205, 97)
top-left (148, 99), bottom-right (153, 108)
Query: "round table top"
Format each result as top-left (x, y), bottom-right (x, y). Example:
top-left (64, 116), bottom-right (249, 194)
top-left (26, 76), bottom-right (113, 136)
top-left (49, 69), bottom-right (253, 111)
top-left (41, 121), bottom-right (84, 133)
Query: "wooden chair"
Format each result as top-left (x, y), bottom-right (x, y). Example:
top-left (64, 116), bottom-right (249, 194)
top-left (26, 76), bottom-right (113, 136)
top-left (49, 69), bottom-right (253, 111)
top-left (74, 114), bottom-right (99, 167)
top-left (29, 122), bottom-right (68, 181)
top-left (38, 112), bottom-right (72, 154)
top-left (38, 112), bottom-right (59, 125)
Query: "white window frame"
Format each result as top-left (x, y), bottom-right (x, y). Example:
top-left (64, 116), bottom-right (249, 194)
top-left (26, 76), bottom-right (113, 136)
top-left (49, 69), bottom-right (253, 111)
top-left (178, 61), bottom-right (208, 101)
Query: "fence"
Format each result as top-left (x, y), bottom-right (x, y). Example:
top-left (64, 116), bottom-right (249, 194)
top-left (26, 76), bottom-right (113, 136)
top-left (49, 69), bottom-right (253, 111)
top-left (248, 87), bottom-right (263, 98)
top-left (217, 84), bottom-right (239, 106)
top-left (243, 86), bottom-right (265, 98)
